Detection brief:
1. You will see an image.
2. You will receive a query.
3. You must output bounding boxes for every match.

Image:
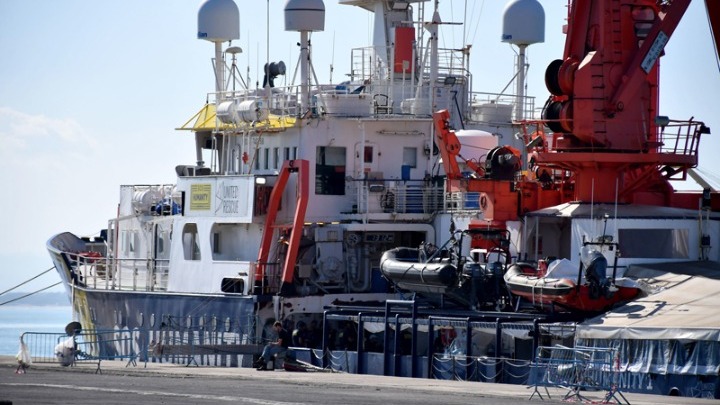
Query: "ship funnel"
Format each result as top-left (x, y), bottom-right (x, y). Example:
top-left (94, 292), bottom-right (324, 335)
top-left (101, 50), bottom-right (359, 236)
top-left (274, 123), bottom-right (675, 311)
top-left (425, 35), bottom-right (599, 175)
top-left (501, 0), bottom-right (545, 45)
top-left (197, 0), bottom-right (240, 42)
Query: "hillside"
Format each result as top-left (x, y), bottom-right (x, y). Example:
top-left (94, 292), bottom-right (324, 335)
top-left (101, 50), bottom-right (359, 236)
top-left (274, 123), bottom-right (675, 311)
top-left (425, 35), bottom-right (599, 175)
top-left (0, 292), bottom-right (70, 306)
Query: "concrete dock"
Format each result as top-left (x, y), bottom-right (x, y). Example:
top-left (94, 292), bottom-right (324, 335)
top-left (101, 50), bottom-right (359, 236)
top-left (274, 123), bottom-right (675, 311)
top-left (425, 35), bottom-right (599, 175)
top-left (0, 356), bottom-right (717, 405)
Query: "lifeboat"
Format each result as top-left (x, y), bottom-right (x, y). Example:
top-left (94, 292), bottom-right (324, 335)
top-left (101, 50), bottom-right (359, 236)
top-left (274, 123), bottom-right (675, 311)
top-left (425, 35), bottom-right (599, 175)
top-left (504, 246), bottom-right (639, 313)
top-left (379, 247), bottom-right (459, 294)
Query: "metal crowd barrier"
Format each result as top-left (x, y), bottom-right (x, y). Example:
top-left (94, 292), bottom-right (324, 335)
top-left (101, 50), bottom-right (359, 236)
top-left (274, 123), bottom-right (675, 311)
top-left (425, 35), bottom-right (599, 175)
top-left (20, 330), bottom-right (142, 374)
top-left (528, 345), bottom-right (630, 404)
top-left (149, 315), bottom-right (261, 367)
top-left (431, 354), bottom-right (532, 384)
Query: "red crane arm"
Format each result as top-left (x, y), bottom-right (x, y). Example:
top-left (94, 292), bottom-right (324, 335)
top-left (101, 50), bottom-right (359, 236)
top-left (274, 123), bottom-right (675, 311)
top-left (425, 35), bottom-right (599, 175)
top-left (707, 0), bottom-right (720, 65)
top-left (432, 110), bottom-right (463, 181)
top-left (608, 0), bottom-right (690, 115)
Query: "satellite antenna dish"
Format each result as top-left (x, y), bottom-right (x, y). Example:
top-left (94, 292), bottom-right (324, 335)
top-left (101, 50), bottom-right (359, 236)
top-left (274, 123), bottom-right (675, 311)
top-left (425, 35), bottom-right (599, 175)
top-left (197, 0), bottom-right (240, 42)
top-left (198, 0), bottom-right (241, 96)
top-left (501, 0), bottom-right (545, 121)
top-left (65, 321), bottom-right (82, 336)
top-left (226, 46), bottom-right (243, 55)
top-left (285, 0), bottom-right (326, 109)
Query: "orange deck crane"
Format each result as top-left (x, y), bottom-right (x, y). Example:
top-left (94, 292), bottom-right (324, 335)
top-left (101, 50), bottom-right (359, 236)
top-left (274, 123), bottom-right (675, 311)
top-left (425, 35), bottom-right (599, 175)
top-left (434, 0), bottom-right (720, 226)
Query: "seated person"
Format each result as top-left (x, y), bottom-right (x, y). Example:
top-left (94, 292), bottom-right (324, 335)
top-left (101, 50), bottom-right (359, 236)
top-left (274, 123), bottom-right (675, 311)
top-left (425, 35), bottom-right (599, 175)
top-left (255, 321), bottom-right (290, 370)
top-left (292, 321), bottom-right (308, 347)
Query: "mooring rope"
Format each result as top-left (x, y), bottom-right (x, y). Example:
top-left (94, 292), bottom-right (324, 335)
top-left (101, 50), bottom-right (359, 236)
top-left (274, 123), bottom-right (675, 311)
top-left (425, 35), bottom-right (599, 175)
top-left (0, 266), bottom-right (55, 296)
top-left (0, 281), bottom-right (62, 306)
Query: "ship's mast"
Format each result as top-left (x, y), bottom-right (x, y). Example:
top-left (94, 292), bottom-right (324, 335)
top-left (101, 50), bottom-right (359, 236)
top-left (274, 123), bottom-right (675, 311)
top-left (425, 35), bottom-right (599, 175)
top-left (196, 0), bottom-right (240, 169)
top-left (197, 0), bottom-right (240, 100)
top-left (501, 0), bottom-right (545, 121)
top-left (285, 0), bottom-right (326, 112)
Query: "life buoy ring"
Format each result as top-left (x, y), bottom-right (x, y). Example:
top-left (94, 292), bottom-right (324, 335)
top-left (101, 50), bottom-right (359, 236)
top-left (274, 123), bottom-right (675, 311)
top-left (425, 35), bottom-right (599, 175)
top-left (440, 327), bottom-right (456, 347)
top-left (480, 195), bottom-right (488, 210)
top-left (79, 251), bottom-right (102, 262)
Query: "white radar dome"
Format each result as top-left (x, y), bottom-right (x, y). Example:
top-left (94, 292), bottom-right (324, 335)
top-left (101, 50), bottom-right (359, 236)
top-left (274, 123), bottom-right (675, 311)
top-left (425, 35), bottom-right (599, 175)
top-left (285, 0), bottom-right (325, 32)
top-left (456, 130), bottom-right (498, 159)
top-left (501, 0), bottom-right (545, 45)
top-left (198, 0), bottom-right (240, 42)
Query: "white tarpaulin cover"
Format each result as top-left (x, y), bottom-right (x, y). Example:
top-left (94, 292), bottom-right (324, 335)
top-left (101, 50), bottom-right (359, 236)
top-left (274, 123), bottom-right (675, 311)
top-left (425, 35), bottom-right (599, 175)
top-left (577, 261), bottom-right (720, 341)
top-left (526, 202), bottom-right (705, 219)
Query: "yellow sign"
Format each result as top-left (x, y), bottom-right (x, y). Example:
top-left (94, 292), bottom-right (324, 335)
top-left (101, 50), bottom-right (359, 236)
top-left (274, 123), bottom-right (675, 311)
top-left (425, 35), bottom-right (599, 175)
top-left (190, 184), bottom-right (211, 210)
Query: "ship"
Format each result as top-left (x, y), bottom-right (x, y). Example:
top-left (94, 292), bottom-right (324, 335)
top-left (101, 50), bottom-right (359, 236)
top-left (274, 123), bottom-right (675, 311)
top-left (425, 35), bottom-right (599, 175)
top-left (46, 0), bottom-right (720, 399)
top-left (46, 0), bottom-right (533, 365)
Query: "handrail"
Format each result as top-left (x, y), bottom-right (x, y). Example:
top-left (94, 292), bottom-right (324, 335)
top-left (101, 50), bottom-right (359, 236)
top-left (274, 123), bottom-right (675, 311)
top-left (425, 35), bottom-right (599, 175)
top-left (64, 252), bottom-right (169, 292)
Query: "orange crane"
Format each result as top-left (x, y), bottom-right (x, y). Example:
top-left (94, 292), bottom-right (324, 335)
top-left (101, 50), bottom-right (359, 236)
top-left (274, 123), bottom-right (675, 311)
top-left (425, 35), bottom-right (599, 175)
top-left (256, 159), bottom-right (309, 296)
top-left (540, 0), bottom-right (715, 207)
top-left (434, 0), bottom-right (720, 228)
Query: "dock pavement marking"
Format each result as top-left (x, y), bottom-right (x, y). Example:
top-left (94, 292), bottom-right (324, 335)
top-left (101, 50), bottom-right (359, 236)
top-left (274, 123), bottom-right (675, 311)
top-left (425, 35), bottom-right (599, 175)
top-left (0, 383), bottom-right (304, 405)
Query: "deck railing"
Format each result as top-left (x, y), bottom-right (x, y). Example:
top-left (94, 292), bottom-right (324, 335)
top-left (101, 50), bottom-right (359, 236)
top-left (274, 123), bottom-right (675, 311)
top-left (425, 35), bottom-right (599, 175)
top-left (66, 253), bottom-right (169, 292)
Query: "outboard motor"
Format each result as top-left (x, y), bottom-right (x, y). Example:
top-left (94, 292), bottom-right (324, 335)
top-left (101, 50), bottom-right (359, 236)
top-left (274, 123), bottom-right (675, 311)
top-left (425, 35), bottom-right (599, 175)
top-left (580, 246), bottom-right (611, 299)
top-left (462, 260), bottom-right (506, 310)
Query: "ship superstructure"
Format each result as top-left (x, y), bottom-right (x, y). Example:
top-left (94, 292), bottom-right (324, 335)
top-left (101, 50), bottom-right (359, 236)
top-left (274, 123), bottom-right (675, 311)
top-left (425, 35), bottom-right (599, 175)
top-left (47, 0), bottom-right (536, 365)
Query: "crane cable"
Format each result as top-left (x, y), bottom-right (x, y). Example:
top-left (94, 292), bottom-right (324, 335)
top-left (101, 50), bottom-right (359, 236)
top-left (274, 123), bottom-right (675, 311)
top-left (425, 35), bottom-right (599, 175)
top-left (0, 266), bottom-right (55, 296)
top-left (0, 282), bottom-right (62, 306)
top-left (705, 0), bottom-right (720, 74)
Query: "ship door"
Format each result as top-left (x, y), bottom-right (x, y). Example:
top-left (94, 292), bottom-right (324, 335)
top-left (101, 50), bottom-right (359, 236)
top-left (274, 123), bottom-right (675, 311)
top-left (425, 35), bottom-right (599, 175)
top-left (355, 143), bottom-right (380, 178)
top-left (153, 224), bottom-right (171, 261)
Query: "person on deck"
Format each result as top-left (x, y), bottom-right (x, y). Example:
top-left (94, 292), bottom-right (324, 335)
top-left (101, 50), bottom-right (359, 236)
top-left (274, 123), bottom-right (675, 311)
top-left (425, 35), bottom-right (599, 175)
top-left (255, 321), bottom-right (290, 370)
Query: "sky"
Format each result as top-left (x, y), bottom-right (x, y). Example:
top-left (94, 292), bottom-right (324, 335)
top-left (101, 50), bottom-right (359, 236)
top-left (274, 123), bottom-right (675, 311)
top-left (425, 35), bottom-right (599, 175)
top-left (0, 0), bottom-right (719, 295)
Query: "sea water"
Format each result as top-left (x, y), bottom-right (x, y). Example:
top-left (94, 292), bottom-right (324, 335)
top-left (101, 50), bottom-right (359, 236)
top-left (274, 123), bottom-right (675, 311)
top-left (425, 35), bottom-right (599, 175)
top-left (0, 305), bottom-right (72, 356)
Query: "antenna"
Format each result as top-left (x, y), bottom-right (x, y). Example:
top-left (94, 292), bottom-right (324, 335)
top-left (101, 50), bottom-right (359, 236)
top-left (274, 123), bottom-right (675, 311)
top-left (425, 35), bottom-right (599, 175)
top-left (197, 0), bottom-right (240, 99)
top-left (614, 178), bottom-right (619, 237)
top-left (285, 0), bottom-right (326, 112)
top-left (225, 45), bottom-right (246, 93)
top-left (591, 178), bottom-right (594, 224)
top-left (330, 31), bottom-right (336, 85)
top-left (501, 0), bottom-right (545, 120)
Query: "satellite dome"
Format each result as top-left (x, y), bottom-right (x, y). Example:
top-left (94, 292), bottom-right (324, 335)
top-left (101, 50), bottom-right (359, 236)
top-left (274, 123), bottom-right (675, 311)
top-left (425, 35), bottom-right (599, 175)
top-left (501, 0), bottom-right (545, 45)
top-left (198, 0), bottom-right (240, 42)
top-left (285, 0), bottom-right (325, 32)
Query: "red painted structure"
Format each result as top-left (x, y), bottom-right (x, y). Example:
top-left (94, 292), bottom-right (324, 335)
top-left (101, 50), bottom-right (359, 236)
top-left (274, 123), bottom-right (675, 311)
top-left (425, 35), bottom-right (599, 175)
top-left (435, 0), bottom-right (719, 221)
top-left (539, 0), bottom-right (713, 206)
top-left (394, 26), bottom-right (415, 74)
top-left (256, 159), bottom-right (309, 296)
top-left (432, 1), bottom-right (720, 312)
